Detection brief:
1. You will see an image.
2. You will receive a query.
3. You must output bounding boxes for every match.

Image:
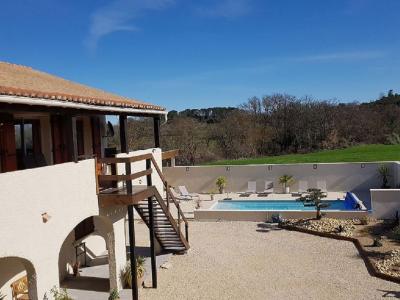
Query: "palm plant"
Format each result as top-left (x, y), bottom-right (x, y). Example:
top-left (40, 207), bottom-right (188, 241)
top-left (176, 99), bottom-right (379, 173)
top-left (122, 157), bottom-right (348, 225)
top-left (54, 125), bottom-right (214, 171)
top-left (279, 175), bottom-right (294, 193)
top-left (378, 164), bottom-right (391, 189)
top-left (300, 188), bottom-right (328, 220)
top-left (216, 176), bottom-right (227, 194)
top-left (120, 256), bottom-right (146, 288)
top-left (108, 288), bottom-right (120, 300)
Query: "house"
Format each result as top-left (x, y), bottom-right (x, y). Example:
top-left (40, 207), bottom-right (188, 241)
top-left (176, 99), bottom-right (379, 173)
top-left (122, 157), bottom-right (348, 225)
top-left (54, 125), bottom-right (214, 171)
top-left (0, 62), bottom-right (189, 300)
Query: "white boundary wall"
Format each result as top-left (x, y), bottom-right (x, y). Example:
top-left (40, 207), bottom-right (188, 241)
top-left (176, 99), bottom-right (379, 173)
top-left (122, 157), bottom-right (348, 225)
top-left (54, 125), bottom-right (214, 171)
top-left (370, 189), bottom-right (400, 219)
top-left (164, 162), bottom-right (399, 193)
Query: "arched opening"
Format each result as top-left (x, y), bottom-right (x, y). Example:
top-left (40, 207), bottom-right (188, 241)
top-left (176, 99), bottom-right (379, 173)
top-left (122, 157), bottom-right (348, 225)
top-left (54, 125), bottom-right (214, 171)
top-left (58, 215), bottom-right (118, 295)
top-left (0, 256), bottom-right (38, 300)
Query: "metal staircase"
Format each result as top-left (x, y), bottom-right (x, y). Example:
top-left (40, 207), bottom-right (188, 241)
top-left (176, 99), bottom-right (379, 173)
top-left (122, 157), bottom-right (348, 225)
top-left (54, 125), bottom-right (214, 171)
top-left (134, 197), bottom-right (188, 252)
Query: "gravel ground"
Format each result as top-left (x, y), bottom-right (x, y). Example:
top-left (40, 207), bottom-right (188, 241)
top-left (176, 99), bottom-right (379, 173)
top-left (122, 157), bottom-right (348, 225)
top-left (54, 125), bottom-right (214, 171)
top-left (137, 221), bottom-right (400, 300)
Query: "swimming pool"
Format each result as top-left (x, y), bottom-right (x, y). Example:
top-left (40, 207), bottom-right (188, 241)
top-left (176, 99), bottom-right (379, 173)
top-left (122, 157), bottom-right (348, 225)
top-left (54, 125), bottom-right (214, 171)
top-left (212, 200), bottom-right (358, 211)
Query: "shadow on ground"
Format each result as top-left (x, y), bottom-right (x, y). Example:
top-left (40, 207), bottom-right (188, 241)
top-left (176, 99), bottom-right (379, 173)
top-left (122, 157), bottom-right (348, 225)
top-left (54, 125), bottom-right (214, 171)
top-left (378, 289), bottom-right (400, 298)
top-left (256, 223), bottom-right (283, 233)
top-left (61, 276), bottom-right (109, 292)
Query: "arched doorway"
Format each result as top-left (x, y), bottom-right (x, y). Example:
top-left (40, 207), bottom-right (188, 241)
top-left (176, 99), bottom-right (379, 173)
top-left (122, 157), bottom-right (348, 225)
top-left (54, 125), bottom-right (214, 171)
top-left (58, 215), bottom-right (118, 295)
top-left (0, 256), bottom-right (38, 300)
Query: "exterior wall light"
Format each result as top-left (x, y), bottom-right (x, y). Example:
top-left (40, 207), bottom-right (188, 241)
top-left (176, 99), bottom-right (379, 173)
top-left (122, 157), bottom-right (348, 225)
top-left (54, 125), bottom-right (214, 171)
top-left (361, 163), bottom-right (366, 168)
top-left (186, 167), bottom-right (190, 172)
top-left (267, 165), bottom-right (273, 171)
top-left (41, 212), bottom-right (51, 223)
top-left (226, 167), bottom-right (230, 172)
top-left (313, 164), bottom-right (318, 170)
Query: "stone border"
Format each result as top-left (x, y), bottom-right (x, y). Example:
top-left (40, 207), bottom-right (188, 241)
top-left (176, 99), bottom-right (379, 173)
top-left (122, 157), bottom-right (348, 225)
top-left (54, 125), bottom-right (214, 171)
top-left (279, 224), bottom-right (400, 284)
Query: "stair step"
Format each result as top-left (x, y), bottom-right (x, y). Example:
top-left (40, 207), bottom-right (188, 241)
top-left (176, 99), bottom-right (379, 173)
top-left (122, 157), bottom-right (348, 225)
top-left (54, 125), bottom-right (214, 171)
top-left (164, 247), bottom-right (186, 250)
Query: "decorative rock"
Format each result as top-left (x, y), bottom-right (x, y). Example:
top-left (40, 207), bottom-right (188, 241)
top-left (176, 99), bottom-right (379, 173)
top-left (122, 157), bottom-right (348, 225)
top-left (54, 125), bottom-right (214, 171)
top-left (286, 218), bottom-right (356, 237)
top-left (161, 262), bottom-right (172, 269)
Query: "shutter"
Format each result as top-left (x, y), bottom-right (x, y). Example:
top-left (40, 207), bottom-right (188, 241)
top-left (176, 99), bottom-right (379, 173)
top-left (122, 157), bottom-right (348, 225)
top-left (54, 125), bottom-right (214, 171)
top-left (0, 121), bottom-right (17, 172)
top-left (91, 117), bottom-right (102, 157)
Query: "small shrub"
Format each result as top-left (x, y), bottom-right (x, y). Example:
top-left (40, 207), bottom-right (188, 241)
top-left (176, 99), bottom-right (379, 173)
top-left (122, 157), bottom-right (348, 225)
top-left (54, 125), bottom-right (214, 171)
top-left (378, 164), bottom-right (391, 189)
top-left (337, 225), bottom-right (345, 233)
top-left (108, 288), bottom-right (120, 300)
top-left (360, 216), bottom-right (369, 225)
top-left (372, 237), bottom-right (383, 247)
top-left (120, 257), bottom-right (145, 288)
top-left (299, 189), bottom-right (328, 220)
top-left (50, 286), bottom-right (73, 300)
top-left (389, 225), bottom-right (400, 241)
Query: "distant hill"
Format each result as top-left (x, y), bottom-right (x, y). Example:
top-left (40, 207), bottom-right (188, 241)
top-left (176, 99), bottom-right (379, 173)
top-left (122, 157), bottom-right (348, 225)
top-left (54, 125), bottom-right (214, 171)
top-left (168, 107), bottom-right (238, 123)
top-left (370, 90), bottom-right (400, 106)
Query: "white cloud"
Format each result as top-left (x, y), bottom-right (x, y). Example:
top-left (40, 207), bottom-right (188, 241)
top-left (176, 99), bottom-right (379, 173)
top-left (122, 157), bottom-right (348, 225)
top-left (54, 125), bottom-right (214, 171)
top-left (292, 51), bottom-right (387, 62)
top-left (197, 0), bottom-right (252, 18)
top-left (85, 0), bottom-right (174, 51)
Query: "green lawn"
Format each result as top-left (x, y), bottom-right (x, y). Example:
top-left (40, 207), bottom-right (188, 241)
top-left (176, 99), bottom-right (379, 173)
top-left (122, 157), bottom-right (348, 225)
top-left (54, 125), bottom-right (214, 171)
top-left (205, 144), bottom-right (400, 165)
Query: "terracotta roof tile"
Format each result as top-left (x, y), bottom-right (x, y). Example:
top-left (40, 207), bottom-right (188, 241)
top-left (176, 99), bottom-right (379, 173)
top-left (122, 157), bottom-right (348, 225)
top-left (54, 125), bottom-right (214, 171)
top-left (0, 61), bottom-right (165, 111)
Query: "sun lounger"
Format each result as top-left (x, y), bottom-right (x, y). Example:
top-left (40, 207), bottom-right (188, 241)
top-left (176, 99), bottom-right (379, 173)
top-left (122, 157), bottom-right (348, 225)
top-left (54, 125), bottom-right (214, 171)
top-left (292, 181), bottom-right (308, 196)
top-left (178, 186), bottom-right (199, 199)
top-left (171, 188), bottom-right (188, 201)
top-left (240, 181), bottom-right (257, 195)
top-left (262, 181), bottom-right (274, 194)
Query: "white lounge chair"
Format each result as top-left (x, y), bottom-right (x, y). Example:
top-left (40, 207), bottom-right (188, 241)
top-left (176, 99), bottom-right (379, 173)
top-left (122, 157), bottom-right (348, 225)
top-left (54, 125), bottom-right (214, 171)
top-left (171, 188), bottom-right (189, 201)
top-left (243, 181), bottom-right (257, 195)
top-left (262, 181), bottom-right (274, 194)
top-left (292, 181), bottom-right (308, 196)
top-left (317, 180), bottom-right (327, 194)
top-left (178, 186), bottom-right (199, 200)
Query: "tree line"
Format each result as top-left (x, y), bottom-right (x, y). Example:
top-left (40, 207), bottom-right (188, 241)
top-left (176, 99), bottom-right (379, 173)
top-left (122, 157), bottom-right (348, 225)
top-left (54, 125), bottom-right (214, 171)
top-left (108, 90), bottom-right (400, 165)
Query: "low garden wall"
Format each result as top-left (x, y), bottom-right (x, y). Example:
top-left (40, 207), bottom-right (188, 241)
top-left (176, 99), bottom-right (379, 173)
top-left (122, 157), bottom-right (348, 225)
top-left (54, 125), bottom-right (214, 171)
top-left (164, 162), bottom-right (399, 194)
top-left (194, 209), bottom-right (368, 222)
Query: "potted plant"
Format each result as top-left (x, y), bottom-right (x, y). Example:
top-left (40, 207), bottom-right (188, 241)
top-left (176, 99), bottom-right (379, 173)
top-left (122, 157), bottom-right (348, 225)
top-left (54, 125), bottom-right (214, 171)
top-left (216, 176), bottom-right (227, 194)
top-left (300, 188), bottom-right (328, 220)
top-left (108, 288), bottom-right (120, 300)
top-left (50, 286), bottom-right (73, 300)
top-left (378, 164), bottom-right (391, 189)
top-left (279, 175), bottom-right (294, 194)
top-left (120, 256), bottom-right (146, 289)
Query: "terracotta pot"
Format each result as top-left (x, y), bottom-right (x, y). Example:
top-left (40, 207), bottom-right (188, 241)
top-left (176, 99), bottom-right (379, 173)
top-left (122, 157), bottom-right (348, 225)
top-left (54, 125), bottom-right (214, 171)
top-left (137, 276), bottom-right (144, 287)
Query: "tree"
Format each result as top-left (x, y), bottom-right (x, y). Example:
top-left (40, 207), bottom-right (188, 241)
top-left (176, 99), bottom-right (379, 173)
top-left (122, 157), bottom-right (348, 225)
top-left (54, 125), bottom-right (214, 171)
top-left (300, 188), bottom-right (328, 220)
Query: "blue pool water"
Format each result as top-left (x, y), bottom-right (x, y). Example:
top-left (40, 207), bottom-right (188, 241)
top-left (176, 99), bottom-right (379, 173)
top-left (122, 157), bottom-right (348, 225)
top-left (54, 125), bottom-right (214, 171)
top-left (213, 200), bottom-right (355, 211)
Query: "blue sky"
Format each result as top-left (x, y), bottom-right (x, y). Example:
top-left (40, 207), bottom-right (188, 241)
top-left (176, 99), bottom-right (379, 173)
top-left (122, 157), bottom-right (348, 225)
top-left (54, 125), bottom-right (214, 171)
top-left (1, 0), bottom-right (400, 111)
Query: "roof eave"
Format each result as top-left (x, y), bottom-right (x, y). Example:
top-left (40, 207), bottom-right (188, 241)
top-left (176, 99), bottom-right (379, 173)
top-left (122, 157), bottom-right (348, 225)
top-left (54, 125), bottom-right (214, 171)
top-left (0, 95), bottom-right (167, 116)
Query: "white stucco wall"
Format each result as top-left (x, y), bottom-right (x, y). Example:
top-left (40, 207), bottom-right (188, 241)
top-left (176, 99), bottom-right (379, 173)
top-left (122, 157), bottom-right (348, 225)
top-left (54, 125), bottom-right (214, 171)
top-left (0, 159), bottom-right (126, 299)
top-left (164, 162), bottom-right (398, 194)
top-left (370, 189), bottom-right (400, 219)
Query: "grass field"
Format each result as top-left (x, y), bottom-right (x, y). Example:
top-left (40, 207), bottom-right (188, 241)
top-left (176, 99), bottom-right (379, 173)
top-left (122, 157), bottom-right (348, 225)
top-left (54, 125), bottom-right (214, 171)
top-left (205, 144), bottom-right (400, 165)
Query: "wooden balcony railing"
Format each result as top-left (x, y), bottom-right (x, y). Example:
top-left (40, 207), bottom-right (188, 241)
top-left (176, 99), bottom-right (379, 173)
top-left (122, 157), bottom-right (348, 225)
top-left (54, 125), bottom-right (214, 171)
top-left (95, 152), bottom-right (189, 245)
